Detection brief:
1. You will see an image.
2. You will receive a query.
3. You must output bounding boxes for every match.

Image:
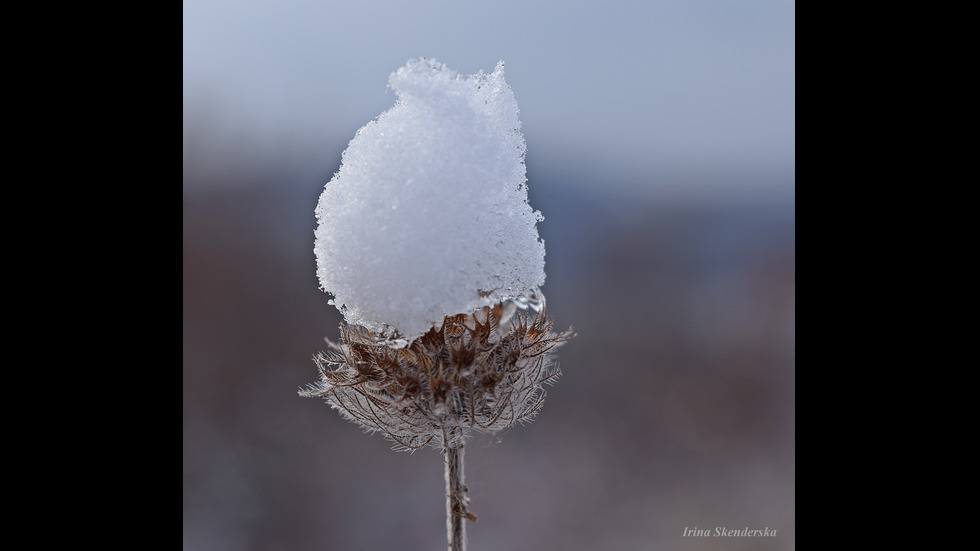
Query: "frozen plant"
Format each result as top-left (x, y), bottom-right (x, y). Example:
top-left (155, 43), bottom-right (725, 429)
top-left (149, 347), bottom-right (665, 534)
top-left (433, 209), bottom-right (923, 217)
top-left (301, 58), bottom-right (574, 551)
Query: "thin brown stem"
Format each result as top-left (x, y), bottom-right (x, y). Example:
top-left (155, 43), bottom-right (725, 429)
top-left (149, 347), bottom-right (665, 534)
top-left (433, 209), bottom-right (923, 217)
top-left (445, 442), bottom-right (476, 551)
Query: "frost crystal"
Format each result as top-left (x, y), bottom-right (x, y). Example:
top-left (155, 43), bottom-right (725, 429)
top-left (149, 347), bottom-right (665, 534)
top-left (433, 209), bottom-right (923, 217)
top-left (314, 58), bottom-right (546, 341)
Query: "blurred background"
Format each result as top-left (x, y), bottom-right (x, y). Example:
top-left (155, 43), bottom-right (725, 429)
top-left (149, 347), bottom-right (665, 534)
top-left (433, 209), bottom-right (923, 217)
top-left (183, 1), bottom-right (795, 550)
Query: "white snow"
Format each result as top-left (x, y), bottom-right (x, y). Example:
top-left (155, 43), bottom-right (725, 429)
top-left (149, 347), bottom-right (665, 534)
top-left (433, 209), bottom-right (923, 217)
top-left (314, 58), bottom-right (546, 341)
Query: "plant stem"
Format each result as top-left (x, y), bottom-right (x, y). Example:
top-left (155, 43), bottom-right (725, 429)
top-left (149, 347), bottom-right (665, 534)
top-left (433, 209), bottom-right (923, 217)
top-left (445, 442), bottom-right (475, 551)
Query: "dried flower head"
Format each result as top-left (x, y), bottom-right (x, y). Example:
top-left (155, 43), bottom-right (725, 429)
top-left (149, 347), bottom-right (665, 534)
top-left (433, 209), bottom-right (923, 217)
top-left (301, 295), bottom-right (574, 451)
top-left (304, 58), bottom-right (573, 550)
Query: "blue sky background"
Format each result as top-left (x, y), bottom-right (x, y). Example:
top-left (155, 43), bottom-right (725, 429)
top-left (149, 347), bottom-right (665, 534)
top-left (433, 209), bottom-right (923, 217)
top-left (183, 0), bottom-right (794, 202)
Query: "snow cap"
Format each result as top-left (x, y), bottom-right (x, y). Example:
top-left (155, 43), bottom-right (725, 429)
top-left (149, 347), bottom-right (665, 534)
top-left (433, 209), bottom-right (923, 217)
top-left (314, 58), bottom-right (546, 342)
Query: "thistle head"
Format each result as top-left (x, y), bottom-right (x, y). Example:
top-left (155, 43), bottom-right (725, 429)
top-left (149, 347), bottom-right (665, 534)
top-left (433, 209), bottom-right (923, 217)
top-left (303, 58), bottom-right (574, 450)
top-left (301, 294), bottom-right (573, 451)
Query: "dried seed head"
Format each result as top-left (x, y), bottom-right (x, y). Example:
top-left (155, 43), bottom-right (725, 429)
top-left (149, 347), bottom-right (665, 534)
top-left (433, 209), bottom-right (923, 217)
top-left (300, 296), bottom-right (574, 451)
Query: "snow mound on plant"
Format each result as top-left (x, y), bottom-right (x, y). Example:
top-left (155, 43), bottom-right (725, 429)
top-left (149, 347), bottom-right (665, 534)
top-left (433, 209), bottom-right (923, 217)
top-left (314, 58), bottom-right (546, 342)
